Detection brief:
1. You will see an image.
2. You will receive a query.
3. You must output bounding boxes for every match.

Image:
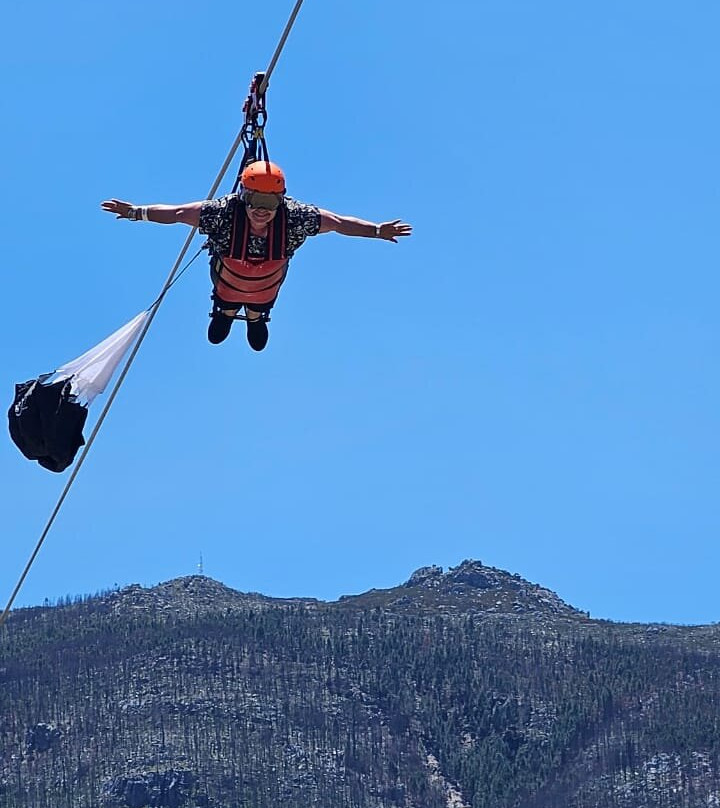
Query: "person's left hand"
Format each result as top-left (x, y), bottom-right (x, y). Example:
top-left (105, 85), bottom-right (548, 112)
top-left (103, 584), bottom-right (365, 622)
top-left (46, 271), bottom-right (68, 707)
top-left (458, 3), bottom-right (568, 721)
top-left (377, 220), bottom-right (413, 243)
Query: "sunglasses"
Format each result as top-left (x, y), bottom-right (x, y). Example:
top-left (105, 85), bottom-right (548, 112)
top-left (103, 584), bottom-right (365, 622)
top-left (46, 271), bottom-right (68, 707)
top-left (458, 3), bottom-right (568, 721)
top-left (242, 190), bottom-right (283, 211)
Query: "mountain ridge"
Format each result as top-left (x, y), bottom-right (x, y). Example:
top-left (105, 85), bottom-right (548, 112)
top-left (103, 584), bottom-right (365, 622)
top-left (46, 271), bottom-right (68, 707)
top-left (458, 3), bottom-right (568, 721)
top-left (15, 556), bottom-right (717, 629)
top-left (33, 558), bottom-right (586, 624)
top-left (4, 559), bottom-right (720, 808)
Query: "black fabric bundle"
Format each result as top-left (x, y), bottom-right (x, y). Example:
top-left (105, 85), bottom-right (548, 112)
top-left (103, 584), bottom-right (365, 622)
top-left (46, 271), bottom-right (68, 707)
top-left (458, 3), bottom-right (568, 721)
top-left (8, 377), bottom-right (88, 473)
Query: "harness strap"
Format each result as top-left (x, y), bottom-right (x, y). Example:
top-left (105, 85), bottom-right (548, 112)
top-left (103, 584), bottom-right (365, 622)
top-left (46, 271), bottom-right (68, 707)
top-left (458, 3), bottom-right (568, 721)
top-left (210, 301), bottom-right (271, 322)
top-left (220, 264), bottom-right (286, 283)
top-left (214, 272), bottom-right (286, 297)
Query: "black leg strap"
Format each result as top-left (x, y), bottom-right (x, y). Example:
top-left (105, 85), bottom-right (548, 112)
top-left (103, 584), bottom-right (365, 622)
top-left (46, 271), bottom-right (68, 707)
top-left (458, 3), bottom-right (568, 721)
top-left (209, 300), bottom-right (271, 323)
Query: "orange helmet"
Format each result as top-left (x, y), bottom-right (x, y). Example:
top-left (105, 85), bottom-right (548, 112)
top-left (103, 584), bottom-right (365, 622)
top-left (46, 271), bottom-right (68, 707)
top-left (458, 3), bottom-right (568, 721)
top-left (240, 161), bottom-right (286, 194)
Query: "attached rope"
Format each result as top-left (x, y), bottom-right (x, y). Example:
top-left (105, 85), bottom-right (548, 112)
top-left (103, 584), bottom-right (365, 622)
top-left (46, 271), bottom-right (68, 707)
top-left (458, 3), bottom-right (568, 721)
top-left (0, 0), bottom-right (307, 630)
top-left (259, 0), bottom-right (305, 96)
top-left (150, 247), bottom-right (204, 305)
top-left (230, 0), bottom-right (307, 193)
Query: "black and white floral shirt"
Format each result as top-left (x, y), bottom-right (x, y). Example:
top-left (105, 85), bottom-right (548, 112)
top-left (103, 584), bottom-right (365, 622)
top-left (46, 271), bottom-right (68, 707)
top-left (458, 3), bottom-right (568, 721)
top-left (199, 194), bottom-right (321, 259)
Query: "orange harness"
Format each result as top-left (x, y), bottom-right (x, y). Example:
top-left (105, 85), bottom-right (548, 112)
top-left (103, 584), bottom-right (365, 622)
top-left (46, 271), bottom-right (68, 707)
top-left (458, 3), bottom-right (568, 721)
top-left (212, 202), bottom-right (288, 305)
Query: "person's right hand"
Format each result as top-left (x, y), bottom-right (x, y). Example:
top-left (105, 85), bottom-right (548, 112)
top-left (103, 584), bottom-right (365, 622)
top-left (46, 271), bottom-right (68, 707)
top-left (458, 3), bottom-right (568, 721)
top-left (101, 199), bottom-right (135, 219)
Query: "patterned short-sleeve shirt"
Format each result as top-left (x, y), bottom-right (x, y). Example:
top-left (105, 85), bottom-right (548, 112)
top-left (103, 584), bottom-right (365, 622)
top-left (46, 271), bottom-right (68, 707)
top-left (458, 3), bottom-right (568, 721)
top-left (199, 194), bottom-right (320, 260)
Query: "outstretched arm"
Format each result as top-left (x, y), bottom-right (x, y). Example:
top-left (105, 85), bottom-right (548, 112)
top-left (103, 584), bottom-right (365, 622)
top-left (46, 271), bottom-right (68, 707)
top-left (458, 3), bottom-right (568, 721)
top-left (318, 210), bottom-right (412, 243)
top-left (100, 199), bottom-right (204, 227)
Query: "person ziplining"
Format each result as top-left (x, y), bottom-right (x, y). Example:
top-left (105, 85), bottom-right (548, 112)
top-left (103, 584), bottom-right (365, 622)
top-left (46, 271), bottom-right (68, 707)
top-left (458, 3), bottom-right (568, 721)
top-left (2, 0), bottom-right (411, 627)
top-left (101, 161), bottom-right (412, 351)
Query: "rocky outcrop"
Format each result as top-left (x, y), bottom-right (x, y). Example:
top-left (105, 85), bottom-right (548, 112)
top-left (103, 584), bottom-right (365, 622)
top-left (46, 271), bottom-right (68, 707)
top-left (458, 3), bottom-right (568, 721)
top-left (405, 565), bottom-right (444, 588)
top-left (395, 559), bottom-right (587, 619)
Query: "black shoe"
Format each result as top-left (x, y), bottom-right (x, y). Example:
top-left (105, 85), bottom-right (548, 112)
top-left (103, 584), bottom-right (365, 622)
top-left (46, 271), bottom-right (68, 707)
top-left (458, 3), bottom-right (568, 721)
top-left (208, 311), bottom-right (233, 344)
top-left (246, 318), bottom-right (269, 351)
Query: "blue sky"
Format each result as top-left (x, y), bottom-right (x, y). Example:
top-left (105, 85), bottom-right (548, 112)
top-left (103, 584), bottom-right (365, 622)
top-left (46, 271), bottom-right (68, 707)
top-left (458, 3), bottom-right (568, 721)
top-left (1, 1), bottom-right (718, 625)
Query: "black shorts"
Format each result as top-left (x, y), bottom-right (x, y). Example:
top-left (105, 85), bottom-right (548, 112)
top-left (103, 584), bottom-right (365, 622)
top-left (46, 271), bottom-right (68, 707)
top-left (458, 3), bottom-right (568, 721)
top-left (212, 292), bottom-right (276, 315)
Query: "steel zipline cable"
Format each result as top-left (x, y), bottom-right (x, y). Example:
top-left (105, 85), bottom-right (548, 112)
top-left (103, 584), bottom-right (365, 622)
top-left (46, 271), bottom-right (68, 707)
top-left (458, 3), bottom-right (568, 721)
top-left (0, 0), bottom-right (306, 630)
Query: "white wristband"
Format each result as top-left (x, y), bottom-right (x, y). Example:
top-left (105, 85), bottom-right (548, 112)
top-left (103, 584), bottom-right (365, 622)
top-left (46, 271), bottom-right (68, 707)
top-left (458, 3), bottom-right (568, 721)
top-left (375, 224), bottom-right (381, 238)
top-left (140, 206), bottom-right (149, 222)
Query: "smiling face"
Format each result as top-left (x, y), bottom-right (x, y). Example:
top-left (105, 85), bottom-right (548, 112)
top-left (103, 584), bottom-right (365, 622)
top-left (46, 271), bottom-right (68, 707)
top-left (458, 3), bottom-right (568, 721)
top-left (242, 189), bottom-right (282, 230)
top-left (246, 205), bottom-right (277, 229)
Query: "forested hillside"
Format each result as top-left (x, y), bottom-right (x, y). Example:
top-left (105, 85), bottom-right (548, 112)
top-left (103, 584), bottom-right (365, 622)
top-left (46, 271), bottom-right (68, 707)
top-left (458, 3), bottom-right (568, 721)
top-left (1, 561), bottom-right (720, 808)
